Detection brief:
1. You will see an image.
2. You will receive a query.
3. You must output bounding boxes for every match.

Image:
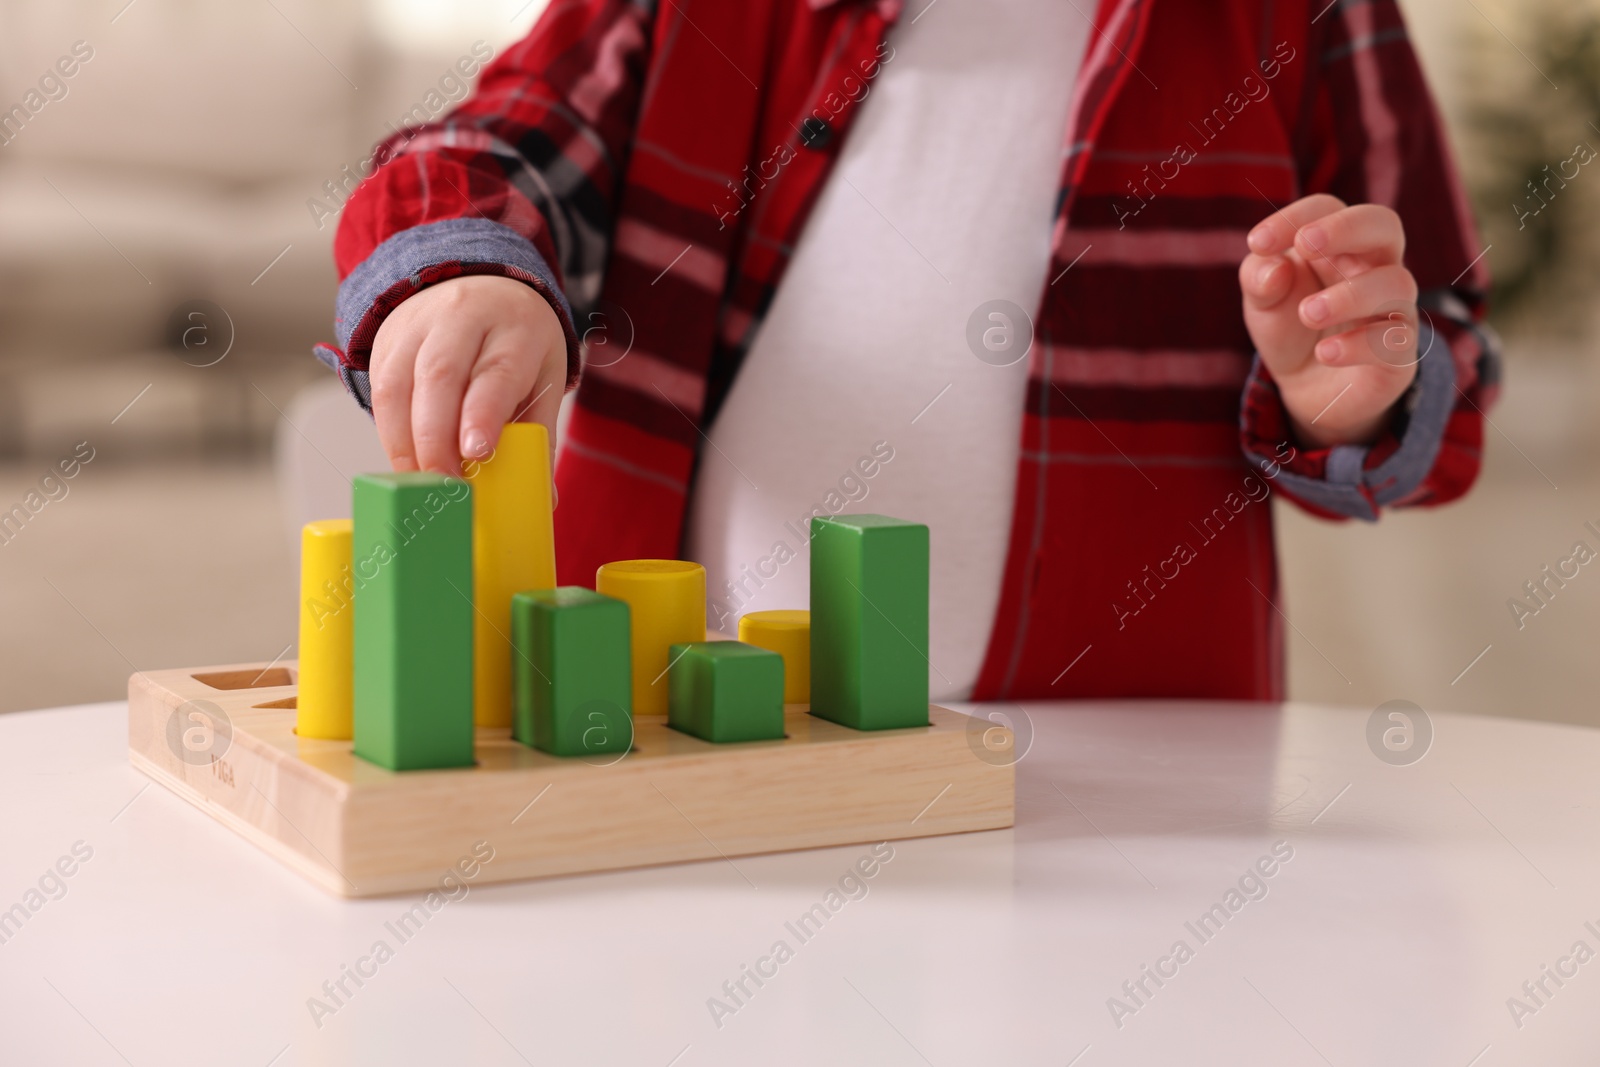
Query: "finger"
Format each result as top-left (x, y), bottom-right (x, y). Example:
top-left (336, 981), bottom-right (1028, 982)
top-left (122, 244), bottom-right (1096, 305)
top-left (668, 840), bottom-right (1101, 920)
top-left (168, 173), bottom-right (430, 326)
top-left (1298, 264), bottom-right (1418, 333)
top-left (458, 330), bottom-right (542, 461)
top-left (369, 330), bottom-right (420, 472)
top-left (517, 354), bottom-right (567, 506)
top-left (513, 362), bottom-right (565, 437)
top-left (1301, 251), bottom-right (1380, 295)
top-left (1239, 253), bottom-right (1297, 311)
top-left (1295, 204), bottom-right (1405, 267)
top-left (1312, 315), bottom-right (1422, 370)
top-left (1246, 193), bottom-right (1347, 256)
top-left (410, 321), bottom-right (484, 475)
top-left (504, 332), bottom-right (565, 428)
top-left (1327, 253), bottom-right (1373, 279)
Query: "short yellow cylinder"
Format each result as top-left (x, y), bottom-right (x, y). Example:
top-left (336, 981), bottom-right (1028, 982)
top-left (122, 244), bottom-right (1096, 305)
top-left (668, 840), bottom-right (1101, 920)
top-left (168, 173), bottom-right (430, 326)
top-left (738, 610), bottom-right (810, 704)
top-left (467, 422), bottom-right (558, 727)
top-left (298, 519), bottom-right (354, 739)
top-left (596, 559), bottom-right (705, 716)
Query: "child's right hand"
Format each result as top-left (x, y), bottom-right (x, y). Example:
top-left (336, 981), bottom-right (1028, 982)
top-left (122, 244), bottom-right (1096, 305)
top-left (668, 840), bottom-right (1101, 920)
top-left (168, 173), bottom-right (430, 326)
top-left (368, 275), bottom-right (568, 474)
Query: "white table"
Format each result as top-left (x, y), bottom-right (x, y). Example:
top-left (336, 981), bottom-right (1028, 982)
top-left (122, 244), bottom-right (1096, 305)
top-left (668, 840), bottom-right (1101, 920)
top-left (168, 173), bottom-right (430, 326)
top-left (2, 698), bottom-right (1595, 1066)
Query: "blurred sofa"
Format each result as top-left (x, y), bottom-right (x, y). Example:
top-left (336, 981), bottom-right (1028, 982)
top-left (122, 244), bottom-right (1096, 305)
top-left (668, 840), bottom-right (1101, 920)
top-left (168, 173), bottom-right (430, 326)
top-left (0, 0), bottom-right (525, 457)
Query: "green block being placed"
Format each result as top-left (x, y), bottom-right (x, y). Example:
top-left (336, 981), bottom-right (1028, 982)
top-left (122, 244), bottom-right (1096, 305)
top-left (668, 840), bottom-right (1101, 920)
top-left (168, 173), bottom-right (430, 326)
top-left (667, 641), bottom-right (785, 744)
top-left (352, 472), bottom-right (476, 770)
top-left (511, 587), bottom-right (632, 758)
top-left (809, 514), bottom-right (929, 730)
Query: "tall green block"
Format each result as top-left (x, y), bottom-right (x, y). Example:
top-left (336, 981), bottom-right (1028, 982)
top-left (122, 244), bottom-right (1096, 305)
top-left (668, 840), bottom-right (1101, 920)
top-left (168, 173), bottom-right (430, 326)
top-left (668, 641), bottom-right (785, 744)
top-left (809, 514), bottom-right (930, 730)
top-left (352, 472), bottom-right (475, 770)
top-left (511, 587), bottom-right (633, 757)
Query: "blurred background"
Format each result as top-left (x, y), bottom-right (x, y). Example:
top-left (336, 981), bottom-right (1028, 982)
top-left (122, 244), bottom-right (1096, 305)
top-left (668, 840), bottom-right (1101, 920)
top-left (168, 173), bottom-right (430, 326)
top-left (0, 0), bottom-right (1594, 724)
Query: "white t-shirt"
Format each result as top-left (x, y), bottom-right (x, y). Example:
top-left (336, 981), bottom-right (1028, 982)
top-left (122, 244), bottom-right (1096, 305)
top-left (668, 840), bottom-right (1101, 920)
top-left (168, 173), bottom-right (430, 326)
top-left (683, 1), bottom-right (1089, 701)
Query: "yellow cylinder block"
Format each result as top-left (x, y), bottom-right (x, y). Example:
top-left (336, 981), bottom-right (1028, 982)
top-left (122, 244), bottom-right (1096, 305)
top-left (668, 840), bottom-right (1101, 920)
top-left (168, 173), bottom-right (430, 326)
top-left (738, 609), bottom-right (810, 704)
top-left (467, 422), bottom-right (558, 727)
top-left (595, 560), bottom-right (705, 716)
top-left (298, 519), bottom-right (354, 739)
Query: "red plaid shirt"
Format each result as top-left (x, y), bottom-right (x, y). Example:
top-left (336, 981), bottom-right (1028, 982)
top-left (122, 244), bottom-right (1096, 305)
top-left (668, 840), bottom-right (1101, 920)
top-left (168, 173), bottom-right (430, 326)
top-left (318, 0), bottom-right (1499, 702)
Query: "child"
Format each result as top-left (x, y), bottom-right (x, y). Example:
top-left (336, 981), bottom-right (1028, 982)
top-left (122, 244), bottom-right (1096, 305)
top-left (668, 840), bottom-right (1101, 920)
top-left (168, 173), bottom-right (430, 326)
top-left (316, 0), bottom-right (1499, 703)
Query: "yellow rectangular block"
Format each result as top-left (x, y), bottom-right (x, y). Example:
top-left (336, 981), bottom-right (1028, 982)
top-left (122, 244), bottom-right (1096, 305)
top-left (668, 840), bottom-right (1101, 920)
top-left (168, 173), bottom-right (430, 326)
top-left (297, 519), bottom-right (353, 739)
top-left (466, 423), bottom-right (557, 727)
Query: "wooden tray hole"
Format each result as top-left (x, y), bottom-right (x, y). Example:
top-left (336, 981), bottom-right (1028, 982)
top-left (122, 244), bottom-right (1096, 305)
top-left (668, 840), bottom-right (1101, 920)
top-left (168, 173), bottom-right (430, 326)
top-left (192, 667), bottom-right (295, 690)
top-left (252, 696), bottom-right (298, 709)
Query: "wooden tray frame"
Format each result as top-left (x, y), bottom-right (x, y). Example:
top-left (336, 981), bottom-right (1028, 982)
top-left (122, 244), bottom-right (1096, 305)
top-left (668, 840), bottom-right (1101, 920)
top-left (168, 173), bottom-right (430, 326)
top-left (127, 662), bottom-right (1015, 897)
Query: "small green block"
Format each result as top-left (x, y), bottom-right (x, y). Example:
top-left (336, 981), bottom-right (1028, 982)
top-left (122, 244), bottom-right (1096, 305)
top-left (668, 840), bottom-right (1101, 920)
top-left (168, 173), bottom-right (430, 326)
top-left (667, 641), bottom-right (785, 744)
top-left (511, 587), bottom-right (632, 758)
top-left (352, 472), bottom-right (476, 771)
top-left (809, 514), bottom-right (930, 730)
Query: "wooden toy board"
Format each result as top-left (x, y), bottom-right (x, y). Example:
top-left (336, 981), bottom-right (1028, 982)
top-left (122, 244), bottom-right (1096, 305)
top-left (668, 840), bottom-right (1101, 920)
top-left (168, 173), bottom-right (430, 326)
top-left (127, 661), bottom-right (1015, 897)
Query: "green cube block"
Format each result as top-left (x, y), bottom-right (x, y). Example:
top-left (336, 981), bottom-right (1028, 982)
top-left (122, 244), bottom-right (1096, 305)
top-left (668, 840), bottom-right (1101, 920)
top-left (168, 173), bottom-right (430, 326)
top-left (667, 641), bottom-right (785, 744)
top-left (511, 587), bottom-right (633, 757)
top-left (352, 472), bottom-right (475, 770)
top-left (809, 514), bottom-right (929, 730)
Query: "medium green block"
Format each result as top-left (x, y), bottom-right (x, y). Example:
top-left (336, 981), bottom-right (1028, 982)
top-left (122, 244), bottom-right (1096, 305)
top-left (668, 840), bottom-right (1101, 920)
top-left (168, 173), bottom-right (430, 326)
top-left (809, 514), bottom-right (929, 730)
top-left (511, 587), bottom-right (633, 757)
top-left (667, 641), bottom-right (785, 744)
top-left (352, 472), bottom-right (475, 770)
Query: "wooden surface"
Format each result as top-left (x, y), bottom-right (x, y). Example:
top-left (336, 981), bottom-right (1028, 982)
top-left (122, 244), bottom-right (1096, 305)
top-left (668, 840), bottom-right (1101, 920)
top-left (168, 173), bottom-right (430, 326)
top-left (126, 661), bottom-right (1014, 897)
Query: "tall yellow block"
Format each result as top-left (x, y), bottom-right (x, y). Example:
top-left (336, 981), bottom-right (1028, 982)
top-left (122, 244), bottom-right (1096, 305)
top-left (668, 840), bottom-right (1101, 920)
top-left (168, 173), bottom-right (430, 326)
top-left (467, 423), bottom-right (557, 727)
top-left (298, 519), bottom-right (354, 739)
top-left (596, 560), bottom-right (705, 716)
top-left (738, 610), bottom-right (810, 704)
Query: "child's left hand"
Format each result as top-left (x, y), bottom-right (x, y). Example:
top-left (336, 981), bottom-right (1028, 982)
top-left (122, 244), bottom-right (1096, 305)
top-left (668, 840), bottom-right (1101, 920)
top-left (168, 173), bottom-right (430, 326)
top-left (1239, 194), bottom-right (1420, 449)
